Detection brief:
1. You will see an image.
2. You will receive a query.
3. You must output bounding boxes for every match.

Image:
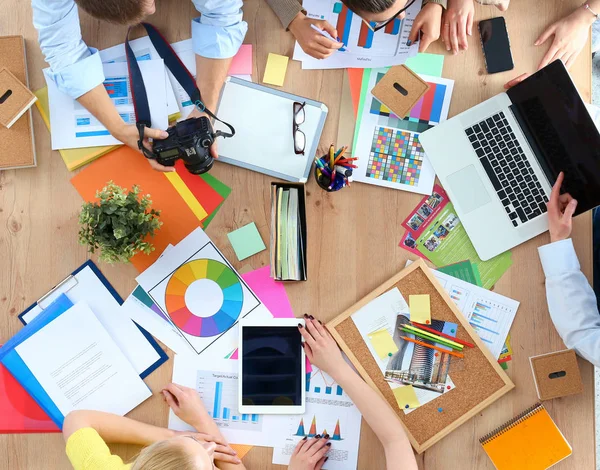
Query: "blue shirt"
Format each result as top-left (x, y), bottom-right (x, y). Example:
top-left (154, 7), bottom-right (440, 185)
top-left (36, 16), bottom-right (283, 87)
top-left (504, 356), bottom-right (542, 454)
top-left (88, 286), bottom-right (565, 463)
top-left (538, 238), bottom-right (600, 366)
top-left (32, 0), bottom-right (247, 99)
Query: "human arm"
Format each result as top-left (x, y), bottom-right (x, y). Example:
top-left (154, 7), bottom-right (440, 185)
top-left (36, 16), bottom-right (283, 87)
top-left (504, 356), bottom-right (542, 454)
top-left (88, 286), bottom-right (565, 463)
top-left (441, 0), bottom-right (474, 53)
top-left (408, 1), bottom-right (445, 53)
top-left (162, 383), bottom-right (246, 469)
top-left (536, 0), bottom-right (598, 70)
top-left (298, 317), bottom-right (418, 470)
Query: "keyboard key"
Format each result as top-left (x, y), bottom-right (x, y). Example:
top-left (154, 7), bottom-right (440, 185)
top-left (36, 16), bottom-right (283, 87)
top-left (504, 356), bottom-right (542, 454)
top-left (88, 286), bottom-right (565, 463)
top-left (539, 203), bottom-right (548, 213)
top-left (477, 133), bottom-right (485, 140)
top-left (466, 128), bottom-right (474, 136)
top-left (497, 190), bottom-right (507, 200)
top-left (525, 206), bottom-right (533, 214)
top-left (501, 198), bottom-right (510, 206)
top-left (483, 146), bottom-right (492, 154)
top-left (476, 148), bottom-right (485, 157)
top-left (516, 207), bottom-right (527, 223)
top-left (469, 134), bottom-right (477, 142)
top-left (499, 142), bottom-right (507, 149)
top-left (492, 128), bottom-right (500, 135)
top-left (507, 141), bottom-right (515, 149)
top-left (510, 148), bottom-right (518, 156)
top-left (525, 175), bottom-right (532, 182)
top-left (516, 175), bottom-right (524, 182)
top-left (494, 114), bottom-right (502, 122)
top-left (509, 162), bottom-right (517, 169)
top-left (509, 193), bottom-right (518, 202)
top-left (512, 220), bottom-right (518, 227)
top-left (532, 188), bottom-right (539, 196)
top-left (473, 124), bottom-right (481, 133)
top-left (524, 161), bottom-right (531, 168)
top-left (507, 173), bottom-right (515, 180)
top-left (524, 188), bottom-right (531, 196)
top-left (486, 118), bottom-right (495, 127)
top-left (492, 159), bottom-right (500, 167)
top-left (492, 146), bottom-right (500, 153)
top-left (480, 157), bottom-right (502, 191)
top-left (500, 128), bottom-right (508, 135)
top-left (526, 195), bottom-right (534, 203)
top-left (481, 122), bottom-right (490, 133)
top-left (509, 132), bottom-right (516, 140)
top-left (499, 173), bottom-right (507, 181)
top-left (505, 206), bottom-right (511, 214)
top-left (502, 119), bottom-right (509, 126)
top-left (473, 141), bottom-right (481, 149)
top-left (517, 162), bottom-right (525, 168)
top-left (532, 209), bottom-right (541, 218)
top-left (509, 212), bottom-right (518, 220)
top-left (500, 111), bottom-right (505, 118)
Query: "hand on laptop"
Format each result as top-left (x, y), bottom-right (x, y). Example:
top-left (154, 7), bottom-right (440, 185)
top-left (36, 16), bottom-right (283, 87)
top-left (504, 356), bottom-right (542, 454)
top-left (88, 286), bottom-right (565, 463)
top-left (548, 172), bottom-right (578, 243)
top-left (442, 0), bottom-right (474, 54)
top-left (535, 6), bottom-right (594, 70)
top-left (298, 315), bottom-right (348, 379)
top-left (289, 13), bottom-right (344, 59)
top-left (407, 3), bottom-right (443, 53)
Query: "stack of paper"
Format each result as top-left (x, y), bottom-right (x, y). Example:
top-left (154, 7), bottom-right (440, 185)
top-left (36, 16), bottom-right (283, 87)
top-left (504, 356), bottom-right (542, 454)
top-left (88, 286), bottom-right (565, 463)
top-left (270, 184), bottom-right (307, 281)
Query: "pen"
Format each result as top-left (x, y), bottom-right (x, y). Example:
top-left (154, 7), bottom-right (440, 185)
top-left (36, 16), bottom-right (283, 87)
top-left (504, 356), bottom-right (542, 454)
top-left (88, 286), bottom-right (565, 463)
top-left (309, 24), bottom-right (349, 52)
top-left (400, 326), bottom-right (464, 350)
top-left (400, 336), bottom-right (464, 358)
top-left (411, 322), bottom-right (475, 348)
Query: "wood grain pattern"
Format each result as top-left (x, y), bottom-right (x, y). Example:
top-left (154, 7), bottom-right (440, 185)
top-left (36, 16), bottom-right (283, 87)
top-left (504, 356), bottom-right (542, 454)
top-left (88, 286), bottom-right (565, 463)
top-left (0, 0), bottom-right (593, 469)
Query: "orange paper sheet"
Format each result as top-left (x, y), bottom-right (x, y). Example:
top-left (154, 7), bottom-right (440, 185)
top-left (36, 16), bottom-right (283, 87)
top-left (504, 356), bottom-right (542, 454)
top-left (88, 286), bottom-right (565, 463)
top-left (71, 147), bottom-right (200, 272)
top-left (347, 68), bottom-right (363, 117)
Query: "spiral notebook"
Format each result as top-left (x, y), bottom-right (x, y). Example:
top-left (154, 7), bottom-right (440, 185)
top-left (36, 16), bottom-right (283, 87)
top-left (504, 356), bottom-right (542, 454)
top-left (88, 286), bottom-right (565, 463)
top-left (479, 403), bottom-right (571, 470)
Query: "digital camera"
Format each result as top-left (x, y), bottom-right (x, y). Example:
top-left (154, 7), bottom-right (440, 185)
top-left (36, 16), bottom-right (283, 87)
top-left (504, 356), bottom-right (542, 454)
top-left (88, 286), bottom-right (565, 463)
top-left (152, 116), bottom-right (217, 175)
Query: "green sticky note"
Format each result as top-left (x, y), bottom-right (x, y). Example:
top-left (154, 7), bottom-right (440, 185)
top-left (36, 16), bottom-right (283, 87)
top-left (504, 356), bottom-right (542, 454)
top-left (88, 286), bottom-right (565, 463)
top-left (393, 385), bottom-right (420, 409)
top-left (409, 295), bottom-right (431, 324)
top-left (405, 53), bottom-right (445, 77)
top-left (227, 222), bottom-right (266, 261)
top-left (368, 328), bottom-right (398, 360)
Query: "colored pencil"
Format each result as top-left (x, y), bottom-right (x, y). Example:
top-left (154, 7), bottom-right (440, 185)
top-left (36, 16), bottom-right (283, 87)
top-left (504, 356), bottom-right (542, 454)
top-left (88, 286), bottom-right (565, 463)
top-left (329, 144), bottom-right (335, 170)
top-left (400, 336), bottom-right (464, 358)
top-left (402, 324), bottom-right (465, 348)
top-left (400, 326), bottom-right (464, 350)
top-left (411, 322), bottom-right (475, 348)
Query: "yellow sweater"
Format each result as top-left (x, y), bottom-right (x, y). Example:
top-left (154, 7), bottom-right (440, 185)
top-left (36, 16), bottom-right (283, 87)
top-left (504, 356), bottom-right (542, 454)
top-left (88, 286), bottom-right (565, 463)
top-left (66, 428), bottom-right (131, 470)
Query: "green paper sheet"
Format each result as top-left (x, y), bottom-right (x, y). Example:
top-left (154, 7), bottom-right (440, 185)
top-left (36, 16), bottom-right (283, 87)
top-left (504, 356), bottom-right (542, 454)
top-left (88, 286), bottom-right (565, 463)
top-left (405, 53), bottom-right (445, 77)
top-left (415, 202), bottom-right (512, 289)
top-left (200, 174), bottom-right (232, 227)
top-left (438, 260), bottom-right (483, 287)
top-left (227, 222), bottom-right (266, 261)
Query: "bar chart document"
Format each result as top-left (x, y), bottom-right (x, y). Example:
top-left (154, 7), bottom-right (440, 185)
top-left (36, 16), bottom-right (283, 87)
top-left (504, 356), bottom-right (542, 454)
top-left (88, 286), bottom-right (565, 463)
top-left (293, 0), bottom-right (420, 69)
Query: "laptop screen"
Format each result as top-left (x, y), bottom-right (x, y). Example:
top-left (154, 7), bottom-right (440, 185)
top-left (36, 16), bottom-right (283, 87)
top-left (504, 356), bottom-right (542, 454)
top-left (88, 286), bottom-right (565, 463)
top-left (507, 60), bottom-right (600, 215)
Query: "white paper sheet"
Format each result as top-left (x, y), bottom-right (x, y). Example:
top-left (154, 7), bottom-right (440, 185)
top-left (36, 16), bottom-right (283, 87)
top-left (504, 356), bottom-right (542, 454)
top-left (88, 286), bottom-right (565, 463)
top-left (169, 355), bottom-right (283, 446)
top-left (46, 60), bottom-right (168, 149)
top-left (272, 366), bottom-right (362, 470)
top-left (293, 0), bottom-right (420, 70)
top-left (136, 227), bottom-right (271, 356)
top-left (16, 302), bottom-right (151, 416)
top-left (352, 69), bottom-right (454, 195)
top-left (21, 266), bottom-right (162, 377)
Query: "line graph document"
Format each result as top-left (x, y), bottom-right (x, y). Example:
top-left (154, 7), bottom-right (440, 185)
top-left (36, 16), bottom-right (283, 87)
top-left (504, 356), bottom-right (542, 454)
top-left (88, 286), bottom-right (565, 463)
top-left (293, 0), bottom-right (420, 69)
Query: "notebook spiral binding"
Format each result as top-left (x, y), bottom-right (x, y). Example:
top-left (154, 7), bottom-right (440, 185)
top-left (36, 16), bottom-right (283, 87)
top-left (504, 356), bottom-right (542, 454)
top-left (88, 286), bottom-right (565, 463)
top-left (479, 403), bottom-right (544, 445)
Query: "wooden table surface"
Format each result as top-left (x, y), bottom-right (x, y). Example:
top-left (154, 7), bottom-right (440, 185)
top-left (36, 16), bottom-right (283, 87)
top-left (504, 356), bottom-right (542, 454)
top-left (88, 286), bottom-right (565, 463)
top-left (0, 0), bottom-right (594, 469)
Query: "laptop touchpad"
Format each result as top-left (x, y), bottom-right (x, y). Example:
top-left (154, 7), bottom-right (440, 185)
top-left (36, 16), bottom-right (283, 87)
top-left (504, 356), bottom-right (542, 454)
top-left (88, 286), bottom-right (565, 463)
top-left (446, 165), bottom-right (491, 214)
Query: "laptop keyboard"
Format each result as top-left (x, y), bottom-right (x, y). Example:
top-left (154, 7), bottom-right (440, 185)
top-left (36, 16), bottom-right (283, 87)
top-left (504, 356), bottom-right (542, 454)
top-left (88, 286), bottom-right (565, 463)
top-left (464, 112), bottom-right (548, 227)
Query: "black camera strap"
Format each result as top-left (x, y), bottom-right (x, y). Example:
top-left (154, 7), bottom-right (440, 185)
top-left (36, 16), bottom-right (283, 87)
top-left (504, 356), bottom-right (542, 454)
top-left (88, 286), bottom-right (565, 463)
top-left (125, 23), bottom-right (235, 156)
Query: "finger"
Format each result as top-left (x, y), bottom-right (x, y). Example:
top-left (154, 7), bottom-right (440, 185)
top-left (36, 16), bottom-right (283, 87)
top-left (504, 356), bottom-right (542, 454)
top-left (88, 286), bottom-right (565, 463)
top-left (148, 158), bottom-right (176, 172)
top-left (166, 383), bottom-right (186, 399)
top-left (320, 20), bottom-right (338, 39)
top-left (558, 192), bottom-right (573, 206)
top-left (315, 456), bottom-right (329, 469)
top-left (548, 171), bottom-right (564, 214)
top-left (563, 199), bottom-right (578, 219)
top-left (407, 20), bottom-right (422, 45)
top-left (419, 33), bottom-right (435, 53)
top-left (196, 432), bottom-right (228, 446)
top-left (450, 20), bottom-right (459, 54)
top-left (305, 317), bottom-right (323, 339)
top-left (466, 10), bottom-right (473, 36)
top-left (503, 73), bottom-right (529, 90)
top-left (306, 436), bottom-right (329, 456)
top-left (299, 323), bottom-right (318, 348)
top-left (457, 17), bottom-right (468, 50)
top-left (564, 51), bottom-right (577, 69)
top-left (538, 44), bottom-right (561, 70)
top-left (210, 142), bottom-right (219, 160)
top-left (215, 444), bottom-right (237, 455)
top-left (162, 390), bottom-right (179, 410)
top-left (292, 437), bottom-right (308, 456)
top-left (314, 35), bottom-right (340, 50)
top-left (442, 20), bottom-right (450, 49)
top-left (534, 24), bottom-right (556, 46)
top-left (213, 452), bottom-right (242, 465)
top-left (310, 43), bottom-right (336, 57)
top-left (302, 436), bottom-right (322, 452)
top-left (302, 341), bottom-right (314, 362)
top-left (143, 127), bottom-right (169, 140)
top-left (311, 441), bottom-right (331, 460)
top-left (312, 317), bottom-right (327, 336)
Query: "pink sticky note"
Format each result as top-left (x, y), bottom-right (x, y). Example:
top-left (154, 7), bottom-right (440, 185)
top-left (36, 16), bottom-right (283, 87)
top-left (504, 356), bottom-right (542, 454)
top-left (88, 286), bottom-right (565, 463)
top-left (229, 44), bottom-right (253, 76)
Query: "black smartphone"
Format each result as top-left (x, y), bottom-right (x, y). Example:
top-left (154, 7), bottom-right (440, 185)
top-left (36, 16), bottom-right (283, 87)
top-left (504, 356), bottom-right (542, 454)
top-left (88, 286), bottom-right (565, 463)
top-left (478, 17), bottom-right (514, 74)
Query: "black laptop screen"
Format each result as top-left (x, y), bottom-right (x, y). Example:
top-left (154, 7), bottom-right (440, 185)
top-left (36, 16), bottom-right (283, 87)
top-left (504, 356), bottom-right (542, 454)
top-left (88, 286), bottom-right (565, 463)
top-left (507, 60), bottom-right (600, 214)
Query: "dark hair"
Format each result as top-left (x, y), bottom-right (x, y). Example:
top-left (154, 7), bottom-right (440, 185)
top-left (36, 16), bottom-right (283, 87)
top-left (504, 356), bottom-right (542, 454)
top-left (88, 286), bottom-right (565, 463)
top-left (75, 0), bottom-right (147, 24)
top-left (342, 0), bottom-right (396, 14)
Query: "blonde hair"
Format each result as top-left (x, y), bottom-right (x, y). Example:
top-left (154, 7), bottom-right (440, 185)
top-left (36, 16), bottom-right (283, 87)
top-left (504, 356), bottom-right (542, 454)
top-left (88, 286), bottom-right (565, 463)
top-left (131, 439), bottom-right (199, 470)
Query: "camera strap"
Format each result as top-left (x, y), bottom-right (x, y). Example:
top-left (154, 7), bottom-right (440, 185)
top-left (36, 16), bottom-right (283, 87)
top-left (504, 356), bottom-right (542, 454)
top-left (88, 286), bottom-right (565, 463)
top-left (125, 22), bottom-right (235, 155)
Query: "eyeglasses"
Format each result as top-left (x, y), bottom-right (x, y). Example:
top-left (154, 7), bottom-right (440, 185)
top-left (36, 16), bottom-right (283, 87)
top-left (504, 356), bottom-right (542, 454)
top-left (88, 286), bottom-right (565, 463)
top-left (293, 101), bottom-right (306, 155)
top-left (362, 0), bottom-right (417, 32)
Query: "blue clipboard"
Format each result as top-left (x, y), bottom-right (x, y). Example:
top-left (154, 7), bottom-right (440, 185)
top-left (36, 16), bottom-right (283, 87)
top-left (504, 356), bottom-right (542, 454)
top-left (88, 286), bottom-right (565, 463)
top-left (18, 260), bottom-right (168, 379)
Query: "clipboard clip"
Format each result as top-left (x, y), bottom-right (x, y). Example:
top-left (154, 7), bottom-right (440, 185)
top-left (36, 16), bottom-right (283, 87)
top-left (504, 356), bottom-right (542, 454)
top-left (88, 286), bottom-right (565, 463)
top-left (36, 274), bottom-right (79, 309)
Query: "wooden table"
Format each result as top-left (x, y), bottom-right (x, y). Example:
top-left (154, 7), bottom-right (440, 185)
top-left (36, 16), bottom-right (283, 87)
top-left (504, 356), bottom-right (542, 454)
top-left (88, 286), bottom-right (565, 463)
top-left (0, 0), bottom-right (594, 468)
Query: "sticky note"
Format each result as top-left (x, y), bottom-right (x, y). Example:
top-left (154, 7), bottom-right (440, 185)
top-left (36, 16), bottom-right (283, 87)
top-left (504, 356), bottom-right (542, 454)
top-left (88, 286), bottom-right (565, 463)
top-left (368, 328), bottom-right (398, 360)
top-left (393, 385), bottom-right (420, 410)
top-left (229, 44), bottom-right (253, 76)
top-left (227, 222), bottom-right (266, 261)
top-left (409, 294), bottom-right (431, 324)
top-left (263, 53), bottom-right (289, 87)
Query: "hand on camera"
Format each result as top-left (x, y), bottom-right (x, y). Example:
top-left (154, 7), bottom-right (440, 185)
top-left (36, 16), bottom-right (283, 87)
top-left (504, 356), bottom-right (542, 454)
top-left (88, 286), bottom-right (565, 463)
top-left (114, 123), bottom-right (175, 172)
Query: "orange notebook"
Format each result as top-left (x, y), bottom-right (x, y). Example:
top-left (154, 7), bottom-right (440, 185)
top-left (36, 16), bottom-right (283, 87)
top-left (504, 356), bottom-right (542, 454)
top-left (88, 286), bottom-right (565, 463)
top-left (479, 403), bottom-right (571, 470)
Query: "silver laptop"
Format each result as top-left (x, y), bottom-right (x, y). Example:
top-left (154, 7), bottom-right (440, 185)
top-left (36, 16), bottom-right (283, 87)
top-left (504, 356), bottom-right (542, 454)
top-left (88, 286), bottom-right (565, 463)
top-left (419, 60), bottom-right (600, 261)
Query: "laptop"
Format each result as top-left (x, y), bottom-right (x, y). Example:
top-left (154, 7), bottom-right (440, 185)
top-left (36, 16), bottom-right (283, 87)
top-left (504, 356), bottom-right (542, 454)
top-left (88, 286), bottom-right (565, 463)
top-left (419, 60), bottom-right (600, 261)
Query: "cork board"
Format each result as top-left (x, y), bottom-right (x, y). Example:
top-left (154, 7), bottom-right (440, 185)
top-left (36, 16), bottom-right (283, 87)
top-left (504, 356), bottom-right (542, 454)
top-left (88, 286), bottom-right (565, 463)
top-left (371, 65), bottom-right (429, 119)
top-left (530, 349), bottom-right (583, 401)
top-left (327, 259), bottom-right (514, 453)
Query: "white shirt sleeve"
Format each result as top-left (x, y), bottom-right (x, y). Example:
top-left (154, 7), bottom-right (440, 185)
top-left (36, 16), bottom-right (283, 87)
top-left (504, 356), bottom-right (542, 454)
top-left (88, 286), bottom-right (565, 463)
top-left (538, 238), bottom-right (600, 366)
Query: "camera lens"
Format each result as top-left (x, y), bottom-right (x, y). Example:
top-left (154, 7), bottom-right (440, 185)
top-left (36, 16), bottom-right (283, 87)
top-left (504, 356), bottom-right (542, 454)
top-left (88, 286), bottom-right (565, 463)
top-left (185, 157), bottom-right (214, 175)
top-left (201, 138), bottom-right (212, 148)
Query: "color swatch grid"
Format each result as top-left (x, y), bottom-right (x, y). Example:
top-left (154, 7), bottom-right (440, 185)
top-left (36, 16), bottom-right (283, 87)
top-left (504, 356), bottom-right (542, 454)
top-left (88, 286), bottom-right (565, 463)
top-left (367, 126), bottom-right (424, 185)
top-left (370, 73), bottom-right (448, 133)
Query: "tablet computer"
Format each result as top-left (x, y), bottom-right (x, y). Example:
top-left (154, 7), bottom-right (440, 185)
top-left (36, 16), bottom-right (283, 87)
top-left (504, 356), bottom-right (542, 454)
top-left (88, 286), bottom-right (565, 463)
top-left (238, 318), bottom-right (305, 414)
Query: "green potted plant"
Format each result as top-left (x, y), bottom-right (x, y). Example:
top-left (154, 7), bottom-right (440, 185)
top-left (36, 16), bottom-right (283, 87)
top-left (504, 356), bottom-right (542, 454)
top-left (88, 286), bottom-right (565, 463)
top-left (78, 181), bottom-right (162, 263)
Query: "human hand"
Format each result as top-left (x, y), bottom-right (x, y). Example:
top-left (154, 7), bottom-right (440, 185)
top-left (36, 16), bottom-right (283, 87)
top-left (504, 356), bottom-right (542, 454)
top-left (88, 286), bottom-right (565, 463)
top-left (288, 436), bottom-right (331, 470)
top-left (547, 171), bottom-right (577, 243)
top-left (186, 108), bottom-right (220, 160)
top-left (174, 432), bottom-right (241, 464)
top-left (408, 3), bottom-right (443, 52)
top-left (298, 316), bottom-right (348, 379)
top-left (289, 12), bottom-right (344, 59)
top-left (442, 0), bottom-right (474, 53)
top-left (162, 383), bottom-right (211, 430)
top-left (503, 72), bottom-right (531, 89)
top-left (535, 6), bottom-right (594, 70)
top-left (114, 123), bottom-right (175, 172)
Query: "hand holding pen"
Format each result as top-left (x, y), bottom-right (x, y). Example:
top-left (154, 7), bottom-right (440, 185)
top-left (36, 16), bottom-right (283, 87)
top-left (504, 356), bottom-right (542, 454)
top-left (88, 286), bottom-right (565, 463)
top-left (289, 12), bottom-right (345, 59)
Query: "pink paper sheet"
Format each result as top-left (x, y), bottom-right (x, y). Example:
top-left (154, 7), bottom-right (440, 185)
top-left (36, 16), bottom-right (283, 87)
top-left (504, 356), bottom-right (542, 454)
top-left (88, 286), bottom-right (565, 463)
top-left (229, 44), bottom-right (253, 76)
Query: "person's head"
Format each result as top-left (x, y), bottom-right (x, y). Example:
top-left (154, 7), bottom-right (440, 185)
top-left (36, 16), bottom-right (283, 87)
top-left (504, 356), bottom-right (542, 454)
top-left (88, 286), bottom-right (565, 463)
top-left (342, 0), bottom-right (413, 26)
top-left (74, 0), bottom-right (156, 25)
top-left (131, 435), bottom-right (216, 470)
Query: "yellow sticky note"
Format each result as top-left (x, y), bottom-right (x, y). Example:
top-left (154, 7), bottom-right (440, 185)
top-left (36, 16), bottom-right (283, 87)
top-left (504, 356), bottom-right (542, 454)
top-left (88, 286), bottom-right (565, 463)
top-left (393, 385), bottom-right (420, 410)
top-left (409, 294), bottom-right (431, 324)
top-left (368, 328), bottom-right (398, 360)
top-left (263, 53), bottom-right (289, 86)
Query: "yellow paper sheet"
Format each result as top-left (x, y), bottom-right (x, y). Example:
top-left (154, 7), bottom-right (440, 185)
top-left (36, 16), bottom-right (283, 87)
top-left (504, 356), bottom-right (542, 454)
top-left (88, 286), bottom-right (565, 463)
top-left (163, 171), bottom-right (208, 221)
top-left (393, 385), bottom-right (420, 410)
top-left (263, 53), bottom-right (289, 87)
top-left (368, 328), bottom-right (398, 360)
top-left (409, 294), bottom-right (431, 324)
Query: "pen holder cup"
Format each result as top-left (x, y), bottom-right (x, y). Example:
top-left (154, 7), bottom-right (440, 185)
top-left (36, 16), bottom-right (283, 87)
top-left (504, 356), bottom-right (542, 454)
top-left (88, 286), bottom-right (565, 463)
top-left (314, 156), bottom-right (343, 192)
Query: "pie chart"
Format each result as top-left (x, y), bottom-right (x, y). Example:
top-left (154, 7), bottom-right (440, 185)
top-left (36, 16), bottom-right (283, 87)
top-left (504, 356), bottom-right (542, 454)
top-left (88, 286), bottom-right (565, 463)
top-left (165, 259), bottom-right (243, 337)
